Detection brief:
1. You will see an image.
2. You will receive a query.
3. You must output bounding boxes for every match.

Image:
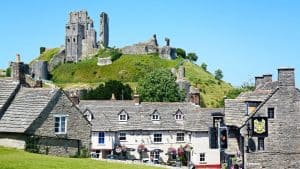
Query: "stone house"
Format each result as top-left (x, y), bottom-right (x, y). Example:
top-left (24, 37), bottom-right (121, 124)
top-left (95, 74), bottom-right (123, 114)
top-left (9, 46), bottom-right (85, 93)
top-left (224, 68), bottom-right (300, 169)
top-left (79, 99), bottom-right (222, 168)
top-left (0, 57), bottom-right (91, 156)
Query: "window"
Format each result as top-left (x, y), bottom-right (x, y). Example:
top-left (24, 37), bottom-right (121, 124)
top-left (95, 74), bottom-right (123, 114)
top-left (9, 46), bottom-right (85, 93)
top-left (151, 110), bottom-right (160, 121)
top-left (175, 109), bottom-right (184, 120)
top-left (73, 38), bottom-right (76, 42)
top-left (119, 132), bottom-right (126, 141)
top-left (119, 114), bottom-right (127, 121)
top-left (176, 133), bottom-right (185, 142)
top-left (54, 116), bottom-right (67, 134)
top-left (175, 114), bottom-right (183, 120)
top-left (150, 151), bottom-right (160, 160)
top-left (118, 110), bottom-right (128, 121)
top-left (268, 108), bottom-right (274, 119)
top-left (245, 102), bottom-right (260, 115)
top-left (98, 132), bottom-right (105, 144)
top-left (153, 133), bottom-right (162, 143)
top-left (152, 114), bottom-right (160, 120)
top-left (200, 153), bottom-right (206, 162)
top-left (258, 137), bottom-right (264, 151)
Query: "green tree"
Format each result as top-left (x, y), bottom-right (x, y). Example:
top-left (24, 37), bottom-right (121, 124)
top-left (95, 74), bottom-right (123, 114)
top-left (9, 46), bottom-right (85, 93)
top-left (201, 63), bottom-right (207, 71)
top-left (187, 52), bottom-right (198, 62)
top-left (214, 69), bottom-right (223, 80)
top-left (176, 48), bottom-right (186, 59)
top-left (6, 67), bottom-right (11, 77)
top-left (138, 69), bottom-right (185, 102)
top-left (81, 80), bottom-right (132, 100)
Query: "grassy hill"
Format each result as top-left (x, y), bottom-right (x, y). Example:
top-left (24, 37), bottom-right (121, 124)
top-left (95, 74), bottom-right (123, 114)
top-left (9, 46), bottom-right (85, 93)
top-left (48, 54), bottom-right (233, 107)
top-left (0, 147), bottom-right (162, 169)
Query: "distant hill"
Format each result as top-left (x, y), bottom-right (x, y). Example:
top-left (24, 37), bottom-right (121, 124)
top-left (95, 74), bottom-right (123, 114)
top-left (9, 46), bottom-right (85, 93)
top-left (32, 50), bottom-right (234, 108)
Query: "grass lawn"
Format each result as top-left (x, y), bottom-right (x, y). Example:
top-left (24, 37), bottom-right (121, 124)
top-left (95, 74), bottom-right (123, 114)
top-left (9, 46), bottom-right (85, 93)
top-left (0, 147), bottom-right (163, 169)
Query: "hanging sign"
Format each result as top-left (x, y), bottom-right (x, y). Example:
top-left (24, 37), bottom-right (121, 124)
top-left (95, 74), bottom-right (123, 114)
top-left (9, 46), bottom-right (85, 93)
top-left (252, 117), bottom-right (268, 137)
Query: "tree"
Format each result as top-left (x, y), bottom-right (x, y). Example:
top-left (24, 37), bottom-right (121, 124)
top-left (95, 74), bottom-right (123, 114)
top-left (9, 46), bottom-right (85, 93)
top-left (187, 52), bottom-right (198, 62)
top-left (214, 69), bottom-right (223, 80)
top-left (6, 67), bottom-right (11, 77)
top-left (81, 80), bottom-right (132, 100)
top-left (138, 69), bottom-right (185, 102)
top-left (201, 63), bottom-right (207, 71)
top-left (176, 48), bottom-right (186, 59)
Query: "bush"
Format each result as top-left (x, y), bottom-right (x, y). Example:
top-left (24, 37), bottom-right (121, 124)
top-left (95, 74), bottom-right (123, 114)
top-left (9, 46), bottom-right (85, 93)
top-left (201, 63), bottom-right (207, 71)
top-left (187, 52), bottom-right (198, 62)
top-left (176, 48), bottom-right (186, 59)
top-left (96, 48), bottom-right (122, 62)
top-left (214, 69), bottom-right (223, 80)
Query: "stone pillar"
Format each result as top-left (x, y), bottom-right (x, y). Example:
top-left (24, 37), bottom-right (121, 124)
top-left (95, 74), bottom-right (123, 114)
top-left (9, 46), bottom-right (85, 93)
top-left (165, 38), bottom-right (170, 46)
top-left (100, 12), bottom-right (109, 48)
top-left (11, 54), bottom-right (26, 84)
top-left (189, 87), bottom-right (200, 105)
top-left (178, 66), bottom-right (185, 79)
top-left (278, 68), bottom-right (295, 87)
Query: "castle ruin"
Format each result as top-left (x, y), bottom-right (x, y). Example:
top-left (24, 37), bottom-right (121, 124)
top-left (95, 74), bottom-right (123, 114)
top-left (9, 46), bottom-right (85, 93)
top-left (65, 11), bottom-right (109, 63)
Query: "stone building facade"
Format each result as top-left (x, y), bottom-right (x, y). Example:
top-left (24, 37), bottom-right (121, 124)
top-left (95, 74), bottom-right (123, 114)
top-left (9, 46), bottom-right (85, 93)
top-left (0, 57), bottom-right (91, 156)
top-left (224, 68), bottom-right (300, 169)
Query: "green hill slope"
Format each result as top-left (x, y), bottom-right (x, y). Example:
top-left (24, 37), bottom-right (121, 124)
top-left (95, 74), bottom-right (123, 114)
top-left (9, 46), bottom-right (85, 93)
top-left (0, 147), bottom-right (162, 169)
top-left (49, 54), bottom-right (233, 107)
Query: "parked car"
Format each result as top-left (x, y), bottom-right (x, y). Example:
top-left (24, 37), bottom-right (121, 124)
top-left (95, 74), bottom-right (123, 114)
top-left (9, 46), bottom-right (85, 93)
top-left (106, 154), bottom-right (119, 160)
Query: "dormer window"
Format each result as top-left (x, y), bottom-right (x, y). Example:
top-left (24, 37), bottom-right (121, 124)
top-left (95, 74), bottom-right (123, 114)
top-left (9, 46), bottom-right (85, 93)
top-left (174, 109), bottom-right (184, 120)
top-left (118, 109), bottom-right (128, 121)
top-left (151, 110), bottom-right (160, 121)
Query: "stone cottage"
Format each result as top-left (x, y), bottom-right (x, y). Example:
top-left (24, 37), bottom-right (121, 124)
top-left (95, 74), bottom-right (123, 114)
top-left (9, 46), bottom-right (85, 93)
top-left (0, 56), bottom-right (91, 156)
top-left (224, 68), bottom-right (300, 169)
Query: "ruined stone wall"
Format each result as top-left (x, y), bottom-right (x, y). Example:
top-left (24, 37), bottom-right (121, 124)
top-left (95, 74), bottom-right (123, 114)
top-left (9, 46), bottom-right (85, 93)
top-left (100, 12), bottom-right (109, 48)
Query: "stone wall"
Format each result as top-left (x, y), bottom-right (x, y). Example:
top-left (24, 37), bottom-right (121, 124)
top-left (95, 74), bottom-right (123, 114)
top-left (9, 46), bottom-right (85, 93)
top-left (244, 87), bottom-right (300, 168)
top-left (100, 12), bottom-right (109, 48)
top-left (28, 90), bottom-right (91, 156)
top-left (97, 57), bottom-right (112, 66)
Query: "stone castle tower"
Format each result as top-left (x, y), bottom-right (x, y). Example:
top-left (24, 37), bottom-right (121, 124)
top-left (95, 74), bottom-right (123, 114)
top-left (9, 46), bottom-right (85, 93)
top-left (65, 11), bottom-right (97, 62)
top-left (100, 12), bottom-right (109, 48)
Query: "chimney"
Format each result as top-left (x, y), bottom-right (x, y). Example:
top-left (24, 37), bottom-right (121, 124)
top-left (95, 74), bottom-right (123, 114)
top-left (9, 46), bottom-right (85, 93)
top-left (111, 93), bottom-right (116, 100)
top-left (34, 80), bottom-right (43, 88)
top-left (278, 68), bottom-right (295, 87)
top-left (133, 94), bottom-right (140, 105)
top-left (69, 91), bottom-right (80, 105)
top-left (255, 76), bottom-right (264, 89)
top-left (263, 74), bottom-right (272, 84)
top-left (11, 54), bottom-right (26, 84)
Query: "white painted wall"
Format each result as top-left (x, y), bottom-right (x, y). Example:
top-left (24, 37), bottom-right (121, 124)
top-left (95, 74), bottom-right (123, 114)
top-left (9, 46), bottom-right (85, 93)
top-left (91, 130), bottom-right (220, 166)
top-left (0, 138), bottom-right (25, 149)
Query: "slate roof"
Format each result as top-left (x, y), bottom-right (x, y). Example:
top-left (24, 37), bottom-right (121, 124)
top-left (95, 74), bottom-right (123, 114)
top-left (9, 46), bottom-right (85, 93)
top-left (0, 78), bottom-right (19, 112)
top-left (0, 87), bottom-right (58, 133)
top-left (79, 100), bottom-right (222, 132)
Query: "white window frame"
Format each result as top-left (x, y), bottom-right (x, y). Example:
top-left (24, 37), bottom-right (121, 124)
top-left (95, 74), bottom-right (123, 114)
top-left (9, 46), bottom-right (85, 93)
top-left (176, 132), bottom-right (185, 142)
top-left (175, 109), bottom-right (184, 120)
top-left (119, 132), bottom-right (126, 141)
top-left (153, 133), bottom-right (162, 143)
top-left (54, 115), bottom-right (67, 134)
top-left (150, 151), bottom-right (160, 160)
top-left (119, 110), bottom-right (128, 121)
top-left (200, 153), bottom-right (206, 162)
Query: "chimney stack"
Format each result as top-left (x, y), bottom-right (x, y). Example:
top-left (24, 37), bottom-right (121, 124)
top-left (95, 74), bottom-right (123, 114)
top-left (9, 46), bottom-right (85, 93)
top-left (278, 68), bottom-right (295, 87)
top-left (189, 86), bottom-right (200, 106)
top-left (133, 94), bottom-right (140, 105)
top-left (11, 54), bottom-right (26, 85)
top-left (69, 91), bottom-right (80, 105)
top-left (255, 76), bottom-right (264, 89)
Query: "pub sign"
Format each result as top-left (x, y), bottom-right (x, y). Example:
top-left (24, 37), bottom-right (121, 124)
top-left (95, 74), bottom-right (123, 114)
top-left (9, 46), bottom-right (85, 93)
top-left (251, 117), bottom-right (268, 137)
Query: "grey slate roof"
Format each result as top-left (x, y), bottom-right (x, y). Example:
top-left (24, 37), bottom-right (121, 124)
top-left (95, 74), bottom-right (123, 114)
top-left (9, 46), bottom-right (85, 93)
top-left (0, 78), bottom-right (19, 112)
top-left (0, 87), bottom-right (58, 133)
top-left (79, 100), bottom-right (222, 132)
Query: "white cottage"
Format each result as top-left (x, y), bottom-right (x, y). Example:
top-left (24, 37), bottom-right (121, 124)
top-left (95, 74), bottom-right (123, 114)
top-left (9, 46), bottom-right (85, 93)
top-left (79, 100), bottom-right (221, 168)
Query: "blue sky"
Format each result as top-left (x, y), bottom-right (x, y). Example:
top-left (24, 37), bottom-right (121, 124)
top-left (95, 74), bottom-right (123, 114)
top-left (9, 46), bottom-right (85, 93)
top-left (0, 0), bottom-right (300, 87)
